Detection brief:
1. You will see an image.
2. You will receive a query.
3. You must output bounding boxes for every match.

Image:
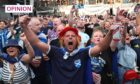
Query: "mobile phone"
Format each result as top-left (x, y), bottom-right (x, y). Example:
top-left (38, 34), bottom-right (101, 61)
top-left (110, 8), bottom-right (113, 16)
top-left (112, 23), bottom-right (121, 41)
top-left (113, 30), bottom-right (121, 41)
top-left (111, 23), bottom-right (120, 30)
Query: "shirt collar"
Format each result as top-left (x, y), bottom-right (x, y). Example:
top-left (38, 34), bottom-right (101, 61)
top-left (62, 48), bottom-right (80, 60)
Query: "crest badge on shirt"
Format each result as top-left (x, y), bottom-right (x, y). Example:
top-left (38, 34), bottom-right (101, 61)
top-left (74, 59), bottom-right (81, 68)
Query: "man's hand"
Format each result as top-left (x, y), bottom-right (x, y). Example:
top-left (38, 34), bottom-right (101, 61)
top-left (92, 72), bottom-right (101, 84)
top-left (42, 53), bottom-right (50, 61)
top-left (31, 58), bottom-right (41, 68)
top-left (116, 7), bottom-right (120, 15)
top-left (70, 8), bottom-right (75, 14)
top-left (20, 33), bottom-right (26, 41)
top-left (19, 15), bottom-right (30, 28)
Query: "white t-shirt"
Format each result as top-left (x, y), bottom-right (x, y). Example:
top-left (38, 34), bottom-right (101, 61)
top-left (78, 31), bottom-right (90, 48)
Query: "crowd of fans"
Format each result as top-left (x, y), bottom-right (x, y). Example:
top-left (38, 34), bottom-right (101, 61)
top-left (0, 6), bottom-right (140, 84)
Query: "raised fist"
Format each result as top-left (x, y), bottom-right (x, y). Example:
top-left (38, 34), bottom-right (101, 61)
top-left (19, 15), bottom-right (30, 28)
top-left (20, 33), bottom-right (27, 42)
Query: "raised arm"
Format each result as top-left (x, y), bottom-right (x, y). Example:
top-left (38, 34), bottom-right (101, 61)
top-left (68, 7), bottom-right (77, 27)
top-left (19, 33), bottom-right (34, 63)
top-left (90, 30), bottom-right (113, 56)
top-left (19, 15), bottom-right (50, 54)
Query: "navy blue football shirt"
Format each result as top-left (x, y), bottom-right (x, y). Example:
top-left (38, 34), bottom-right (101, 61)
top-left (47, 46), bottom-right (92, 84)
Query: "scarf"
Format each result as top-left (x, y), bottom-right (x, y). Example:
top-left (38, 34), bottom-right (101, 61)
top-left (63, 48), bottom-right (80, 60)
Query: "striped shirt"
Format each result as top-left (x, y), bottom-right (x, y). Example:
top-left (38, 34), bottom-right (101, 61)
top-left (2, 61), bottom-right (30, 84)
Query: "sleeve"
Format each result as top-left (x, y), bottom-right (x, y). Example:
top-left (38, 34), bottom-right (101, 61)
top-left (6, 31), bottom-right (12, 39)
top-left (0, 52), bottom-right (9, 60)
top-left (0, 50), bottom-right (7, 59)
top-left (88, 47), bottom-right (93, 58)
top-left (46, 45), bottom-right (61, 59)
top-left (38, 33), bottom-right (47, 43)
top-left (85, 34), bottom-right (90, 43)
top-left (79, 47), bottom-right (91, 59)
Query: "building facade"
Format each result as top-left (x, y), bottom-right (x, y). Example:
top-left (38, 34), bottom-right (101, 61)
top-left (38, 0), bottom-right (140, 6)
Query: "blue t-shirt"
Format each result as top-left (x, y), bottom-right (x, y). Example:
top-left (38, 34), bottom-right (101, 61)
top-left (31, 32), bottom-right (50, 77)
top-left (88, 45), bottom-right (106, 73)
top-left (33, 32), bottom-right (47, 56)
top-left (47, 46), bottom-right (91, 84)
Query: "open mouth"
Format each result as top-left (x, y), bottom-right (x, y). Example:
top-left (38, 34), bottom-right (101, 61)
top-left (68, 42), bottom-right (73, 45)
top-left (96, 39), bottom-right (100, 42)
top-left (54, 24), bottom-right (57, 26)
top-left (97, 39), bottom-right (100, 41)
top-left (126, 38), bottom-right (129, 40)
top-left (8, 50), bottom-right (15, 53)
